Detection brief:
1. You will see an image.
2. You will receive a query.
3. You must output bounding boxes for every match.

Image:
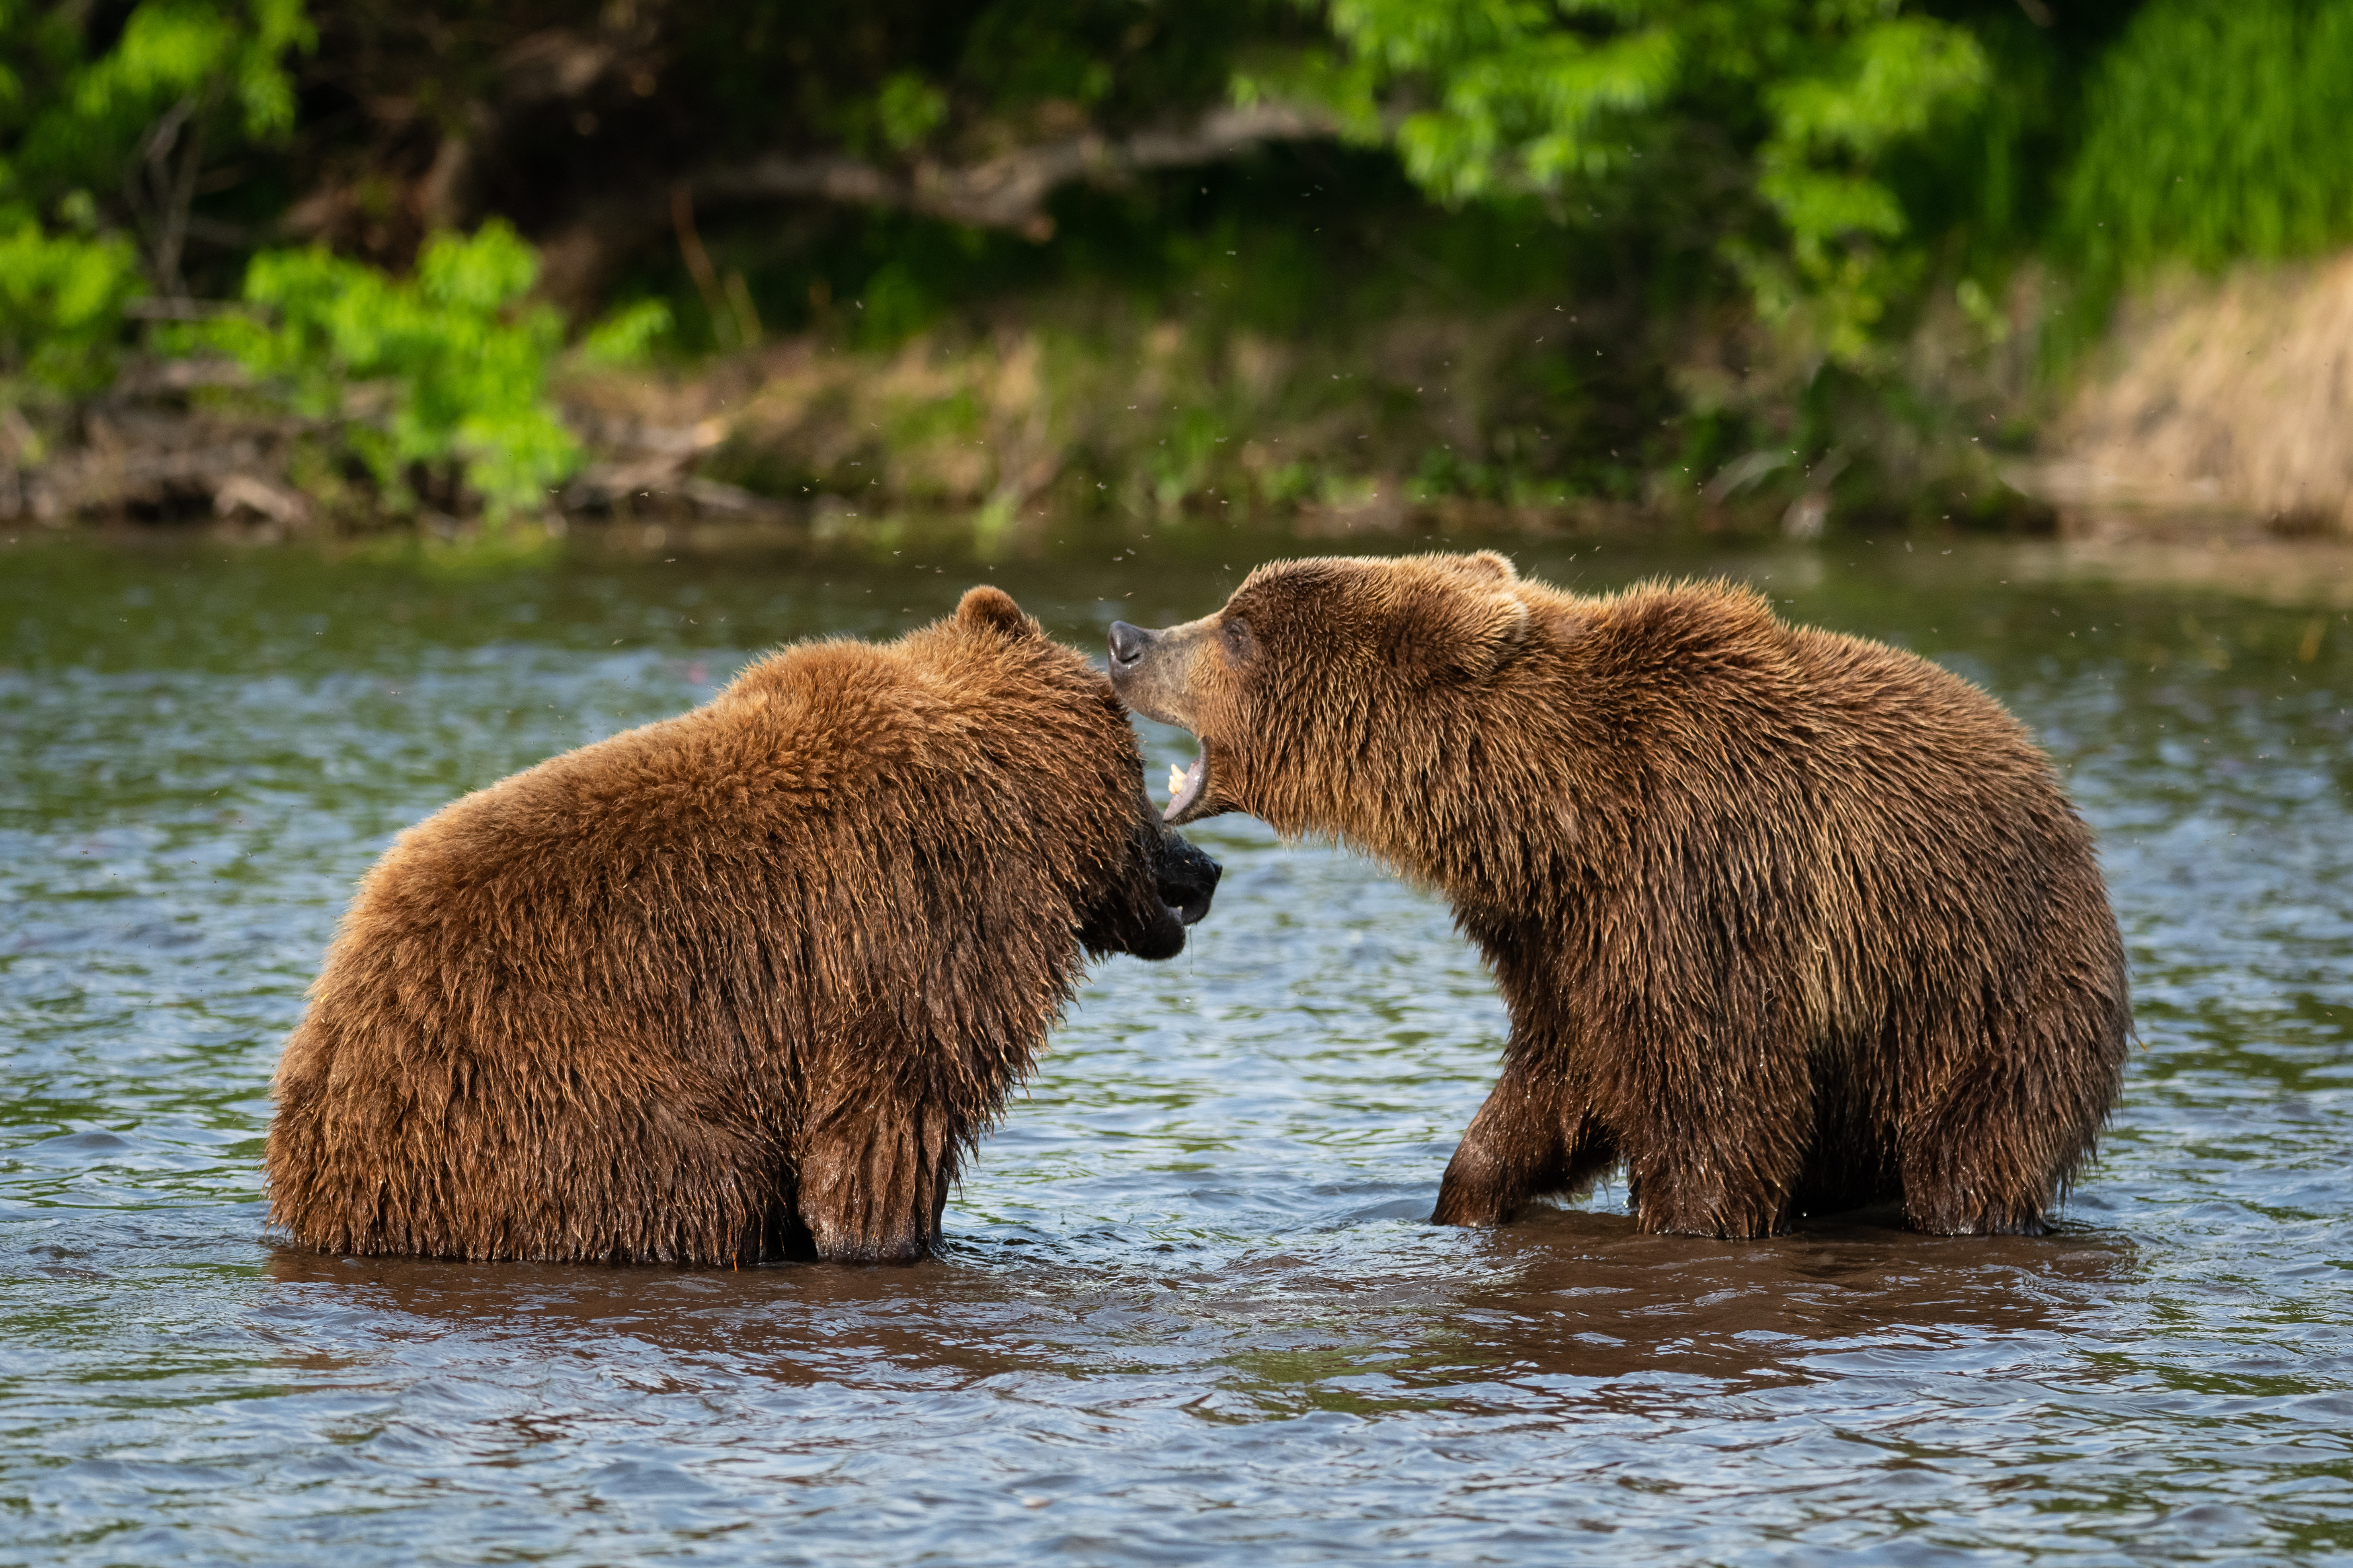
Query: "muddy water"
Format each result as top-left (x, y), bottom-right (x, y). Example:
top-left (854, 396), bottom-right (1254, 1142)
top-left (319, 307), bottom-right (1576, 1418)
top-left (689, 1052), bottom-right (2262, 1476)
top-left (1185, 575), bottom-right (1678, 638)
top-left (3, 530), bottom-right (2348, 1566)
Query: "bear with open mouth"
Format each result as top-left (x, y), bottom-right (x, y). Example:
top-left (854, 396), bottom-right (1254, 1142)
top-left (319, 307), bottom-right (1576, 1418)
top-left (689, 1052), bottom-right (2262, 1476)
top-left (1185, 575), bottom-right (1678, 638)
top-left (266, 585), bottom-right (1218, 1266)
top-left (1109, 550), bottom-right (2128, 1239)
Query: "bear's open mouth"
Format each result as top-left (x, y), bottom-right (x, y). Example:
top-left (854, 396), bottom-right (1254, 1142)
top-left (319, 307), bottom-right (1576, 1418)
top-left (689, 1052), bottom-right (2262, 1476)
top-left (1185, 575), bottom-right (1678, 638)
top-left (1164, 749), bottom-right (1207, 822)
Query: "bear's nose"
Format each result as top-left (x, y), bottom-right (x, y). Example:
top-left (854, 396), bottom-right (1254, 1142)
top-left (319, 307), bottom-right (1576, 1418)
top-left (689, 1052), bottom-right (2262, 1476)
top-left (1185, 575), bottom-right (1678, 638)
top-left (1107, 621), bottom-right (1154, 668)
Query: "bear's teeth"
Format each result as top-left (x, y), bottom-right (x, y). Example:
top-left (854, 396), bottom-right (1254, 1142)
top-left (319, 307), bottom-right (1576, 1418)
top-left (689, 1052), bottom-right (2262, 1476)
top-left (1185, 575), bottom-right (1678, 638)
top-left (1168, 761), bottom-right (1187, 800)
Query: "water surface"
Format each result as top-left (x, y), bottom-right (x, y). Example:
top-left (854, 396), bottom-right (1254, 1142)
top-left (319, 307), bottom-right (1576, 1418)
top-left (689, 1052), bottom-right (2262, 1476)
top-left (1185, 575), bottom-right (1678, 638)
top-left (3, 528), bottom-right (2349, 1565)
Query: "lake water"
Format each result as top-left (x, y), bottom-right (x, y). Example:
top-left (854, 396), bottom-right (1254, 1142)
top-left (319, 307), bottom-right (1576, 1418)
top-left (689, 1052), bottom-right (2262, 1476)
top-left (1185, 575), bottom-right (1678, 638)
top-left (3, 526), bottom-right (2349, 1566)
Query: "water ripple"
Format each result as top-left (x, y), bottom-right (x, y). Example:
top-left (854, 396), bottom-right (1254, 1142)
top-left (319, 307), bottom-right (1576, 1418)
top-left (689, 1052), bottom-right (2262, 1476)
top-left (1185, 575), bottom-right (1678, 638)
top-left (1, 535), bottom-right (2348, 1566)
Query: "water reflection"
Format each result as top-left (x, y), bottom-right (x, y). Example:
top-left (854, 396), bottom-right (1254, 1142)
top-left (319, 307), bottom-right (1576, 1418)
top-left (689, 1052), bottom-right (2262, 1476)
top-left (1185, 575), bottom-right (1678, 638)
top-left (255, 1213), bottom-right (2137, 1413)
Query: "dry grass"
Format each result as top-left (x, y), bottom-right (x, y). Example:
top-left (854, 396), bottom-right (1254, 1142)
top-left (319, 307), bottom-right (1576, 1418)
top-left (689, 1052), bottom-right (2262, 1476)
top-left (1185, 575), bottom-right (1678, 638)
top-left (2025, 253), bottom-right (2353, 538)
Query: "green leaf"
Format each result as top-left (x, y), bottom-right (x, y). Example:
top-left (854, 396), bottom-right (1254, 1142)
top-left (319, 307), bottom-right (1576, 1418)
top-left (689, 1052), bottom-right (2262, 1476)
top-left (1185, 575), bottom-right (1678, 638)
top-left (0, 222), bottom-right (144, 393)
top-left (1289, 0), bottom-right (1991, 366)
top-left (875, 71), bottom-right (949, 153)
top-left (192, 223), bottom-right (580, 519)
top-left (577, 299), bottom-right (674, 366)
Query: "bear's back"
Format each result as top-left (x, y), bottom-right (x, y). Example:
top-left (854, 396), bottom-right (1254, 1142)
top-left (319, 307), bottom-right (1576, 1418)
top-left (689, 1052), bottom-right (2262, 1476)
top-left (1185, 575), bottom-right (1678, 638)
top-left (1782, 622), bottom-right (2086, 882)
top-left (1534, 583), bottom-right (2101, 1012)
top-left (314, 631), bottom-right (1118, 1052)
top-left (1771, 622), bottom-right (2110, 1061)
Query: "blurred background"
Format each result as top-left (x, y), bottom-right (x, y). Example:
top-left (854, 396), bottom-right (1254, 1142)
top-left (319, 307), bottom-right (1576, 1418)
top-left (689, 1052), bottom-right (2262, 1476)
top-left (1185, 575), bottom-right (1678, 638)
top-left (3, 0), bottom-right (2352, 545)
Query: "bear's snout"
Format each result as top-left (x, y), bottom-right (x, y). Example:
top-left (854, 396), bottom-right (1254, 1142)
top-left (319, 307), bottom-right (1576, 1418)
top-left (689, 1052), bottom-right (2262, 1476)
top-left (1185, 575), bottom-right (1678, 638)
top-left (1108, 620), bottom-right (1156, 669)
top-left (1105, 618), bottom-right (1203, 732)
top-left (1154, 831), bottom-right (1220, 927)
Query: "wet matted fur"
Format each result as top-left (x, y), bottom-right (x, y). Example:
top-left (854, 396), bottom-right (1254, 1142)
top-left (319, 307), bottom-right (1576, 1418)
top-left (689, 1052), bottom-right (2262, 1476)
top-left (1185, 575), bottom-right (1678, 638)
top-left (1109, 551), bottom-right (2129, 1239)
top-left (267, 586), bottom-right (1218, 1265)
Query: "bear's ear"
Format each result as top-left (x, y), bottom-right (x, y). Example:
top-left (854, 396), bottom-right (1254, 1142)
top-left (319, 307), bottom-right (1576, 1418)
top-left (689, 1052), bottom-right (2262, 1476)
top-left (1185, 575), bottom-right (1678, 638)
top-left (956, 585), bottom-right (1031, 637)
top-left (1453, 550), bottom-right (1518, 583)
top-left (1390, 579), bottom-right (1529, 684)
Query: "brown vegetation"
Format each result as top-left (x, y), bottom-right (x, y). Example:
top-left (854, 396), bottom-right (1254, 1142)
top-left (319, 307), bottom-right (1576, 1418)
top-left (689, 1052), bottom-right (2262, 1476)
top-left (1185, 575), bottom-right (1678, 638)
top-left (2021, 255), bottom-right (2353, 540)
top-left (555, 296), bottom-right (1672, 540)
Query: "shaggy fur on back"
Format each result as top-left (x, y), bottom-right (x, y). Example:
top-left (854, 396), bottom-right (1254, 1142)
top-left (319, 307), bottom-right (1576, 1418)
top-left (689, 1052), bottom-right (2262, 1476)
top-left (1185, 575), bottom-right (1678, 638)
top-left (1109, 551), bottom-right (2130, 1239)
top-left (267, 586), bottom-right (1216, 1265)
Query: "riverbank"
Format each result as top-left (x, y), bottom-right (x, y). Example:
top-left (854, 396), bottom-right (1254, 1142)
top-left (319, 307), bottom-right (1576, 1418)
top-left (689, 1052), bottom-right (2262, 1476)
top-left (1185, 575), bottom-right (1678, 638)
top-left (9, 250), bottom-right (2353, 550)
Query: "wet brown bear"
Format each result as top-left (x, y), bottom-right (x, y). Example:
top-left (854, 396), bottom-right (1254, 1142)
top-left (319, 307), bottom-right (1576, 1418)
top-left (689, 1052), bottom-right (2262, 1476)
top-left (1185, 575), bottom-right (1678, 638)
top-left (266, 586), bottom-right (1219, 1266)
top-left (1109, 552), bottom-right (2128, 1238)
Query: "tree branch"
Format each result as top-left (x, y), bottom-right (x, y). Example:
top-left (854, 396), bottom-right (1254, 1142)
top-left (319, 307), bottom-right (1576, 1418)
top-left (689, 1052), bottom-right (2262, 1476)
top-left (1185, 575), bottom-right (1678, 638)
top-left (690, 101), bottom-right (1339, 240)
top-left (532, 101), bottom-right (1338, 308)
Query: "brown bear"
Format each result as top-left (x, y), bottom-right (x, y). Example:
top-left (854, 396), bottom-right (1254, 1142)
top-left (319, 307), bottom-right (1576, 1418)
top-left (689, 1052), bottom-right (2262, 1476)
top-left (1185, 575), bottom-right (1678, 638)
top-left (1108, 551), bottom-right (2128, 1239)
top-left (266, 585), bottom-right (1219, 1266)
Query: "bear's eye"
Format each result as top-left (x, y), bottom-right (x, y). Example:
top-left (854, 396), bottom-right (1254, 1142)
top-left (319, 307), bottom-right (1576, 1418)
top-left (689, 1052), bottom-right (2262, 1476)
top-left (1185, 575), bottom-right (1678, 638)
top-left (1221, 617), bottom-right (1256, 664)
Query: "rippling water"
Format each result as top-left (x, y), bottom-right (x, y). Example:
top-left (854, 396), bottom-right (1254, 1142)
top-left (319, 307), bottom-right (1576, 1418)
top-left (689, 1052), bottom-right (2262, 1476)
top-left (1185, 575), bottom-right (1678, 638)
top-left (3, 529), bottom-right (2349, 1565)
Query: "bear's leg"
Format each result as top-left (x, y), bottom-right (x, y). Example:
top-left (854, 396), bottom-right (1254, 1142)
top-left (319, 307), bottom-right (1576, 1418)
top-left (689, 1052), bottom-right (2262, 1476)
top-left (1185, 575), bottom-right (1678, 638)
top-left (1896, 1048), bottom-right (2065, 1237)
top-left (1896, 959), bottom-right (2126, 1236)
top-left (1616, 1030), bottom-right (1813, 1240)
top-left (796, 1098), bottom-right (959, 1264)
top-left (1432, 1060), bottom-right (1615, 1227)
top-left (1897, 1104), bottom-right (2057, 1235)
top-left (1623, 1148), bottom-right (1804, 1239)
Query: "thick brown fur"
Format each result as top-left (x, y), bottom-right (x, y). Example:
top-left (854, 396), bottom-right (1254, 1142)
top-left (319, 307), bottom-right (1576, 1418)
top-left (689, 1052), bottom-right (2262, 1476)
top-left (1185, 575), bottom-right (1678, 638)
top-left (1109, 552), bottom-right (2130, 1239)
top-left (267, 586), bottom-right (1218, 1266)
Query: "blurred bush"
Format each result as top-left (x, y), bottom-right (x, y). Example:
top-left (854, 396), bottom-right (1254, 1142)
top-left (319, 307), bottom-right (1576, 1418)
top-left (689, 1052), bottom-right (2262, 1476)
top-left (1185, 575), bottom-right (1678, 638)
top-left (6, 0), bottom-right (2353, 532)
top-left (0, 224), bottom-right (145, 395)
top-left (182, 223), bottom-right (580, 520)
top-left (1251, 0), bottom-right (1993, 371)
top-left (0, 0), bottom-right (311, 386)
top-left (2064, 0), bottom-right (2353, 300)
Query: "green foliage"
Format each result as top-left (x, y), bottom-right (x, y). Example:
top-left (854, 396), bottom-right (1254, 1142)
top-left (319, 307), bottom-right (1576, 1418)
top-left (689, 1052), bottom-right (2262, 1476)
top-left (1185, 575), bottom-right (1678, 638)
top-left (1277, 0), bottom-right (1682, 197)
top-left (7, 0), bottom-right (2350, 534)
top-left (192, 222), bottom-right (579, 518)
top-left (1746, 16), bottom-right (1988, 363)
top-left (0, 0), bottom-right (312, 397)
top-left (1274, 1), bottom-right (1990, 370)
top-left (2, 0), bottom-right (311, 218)
top-left (2063, 0), bottom-right (2353, 288)
top-left (874, 71), bottom-right (951, 151)
top-left (0, 223), bottom-right (145, 394)
top-left (58, 0), bottom-right (312, 147)
top-left (577, 299), bottom-right (675, 366)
